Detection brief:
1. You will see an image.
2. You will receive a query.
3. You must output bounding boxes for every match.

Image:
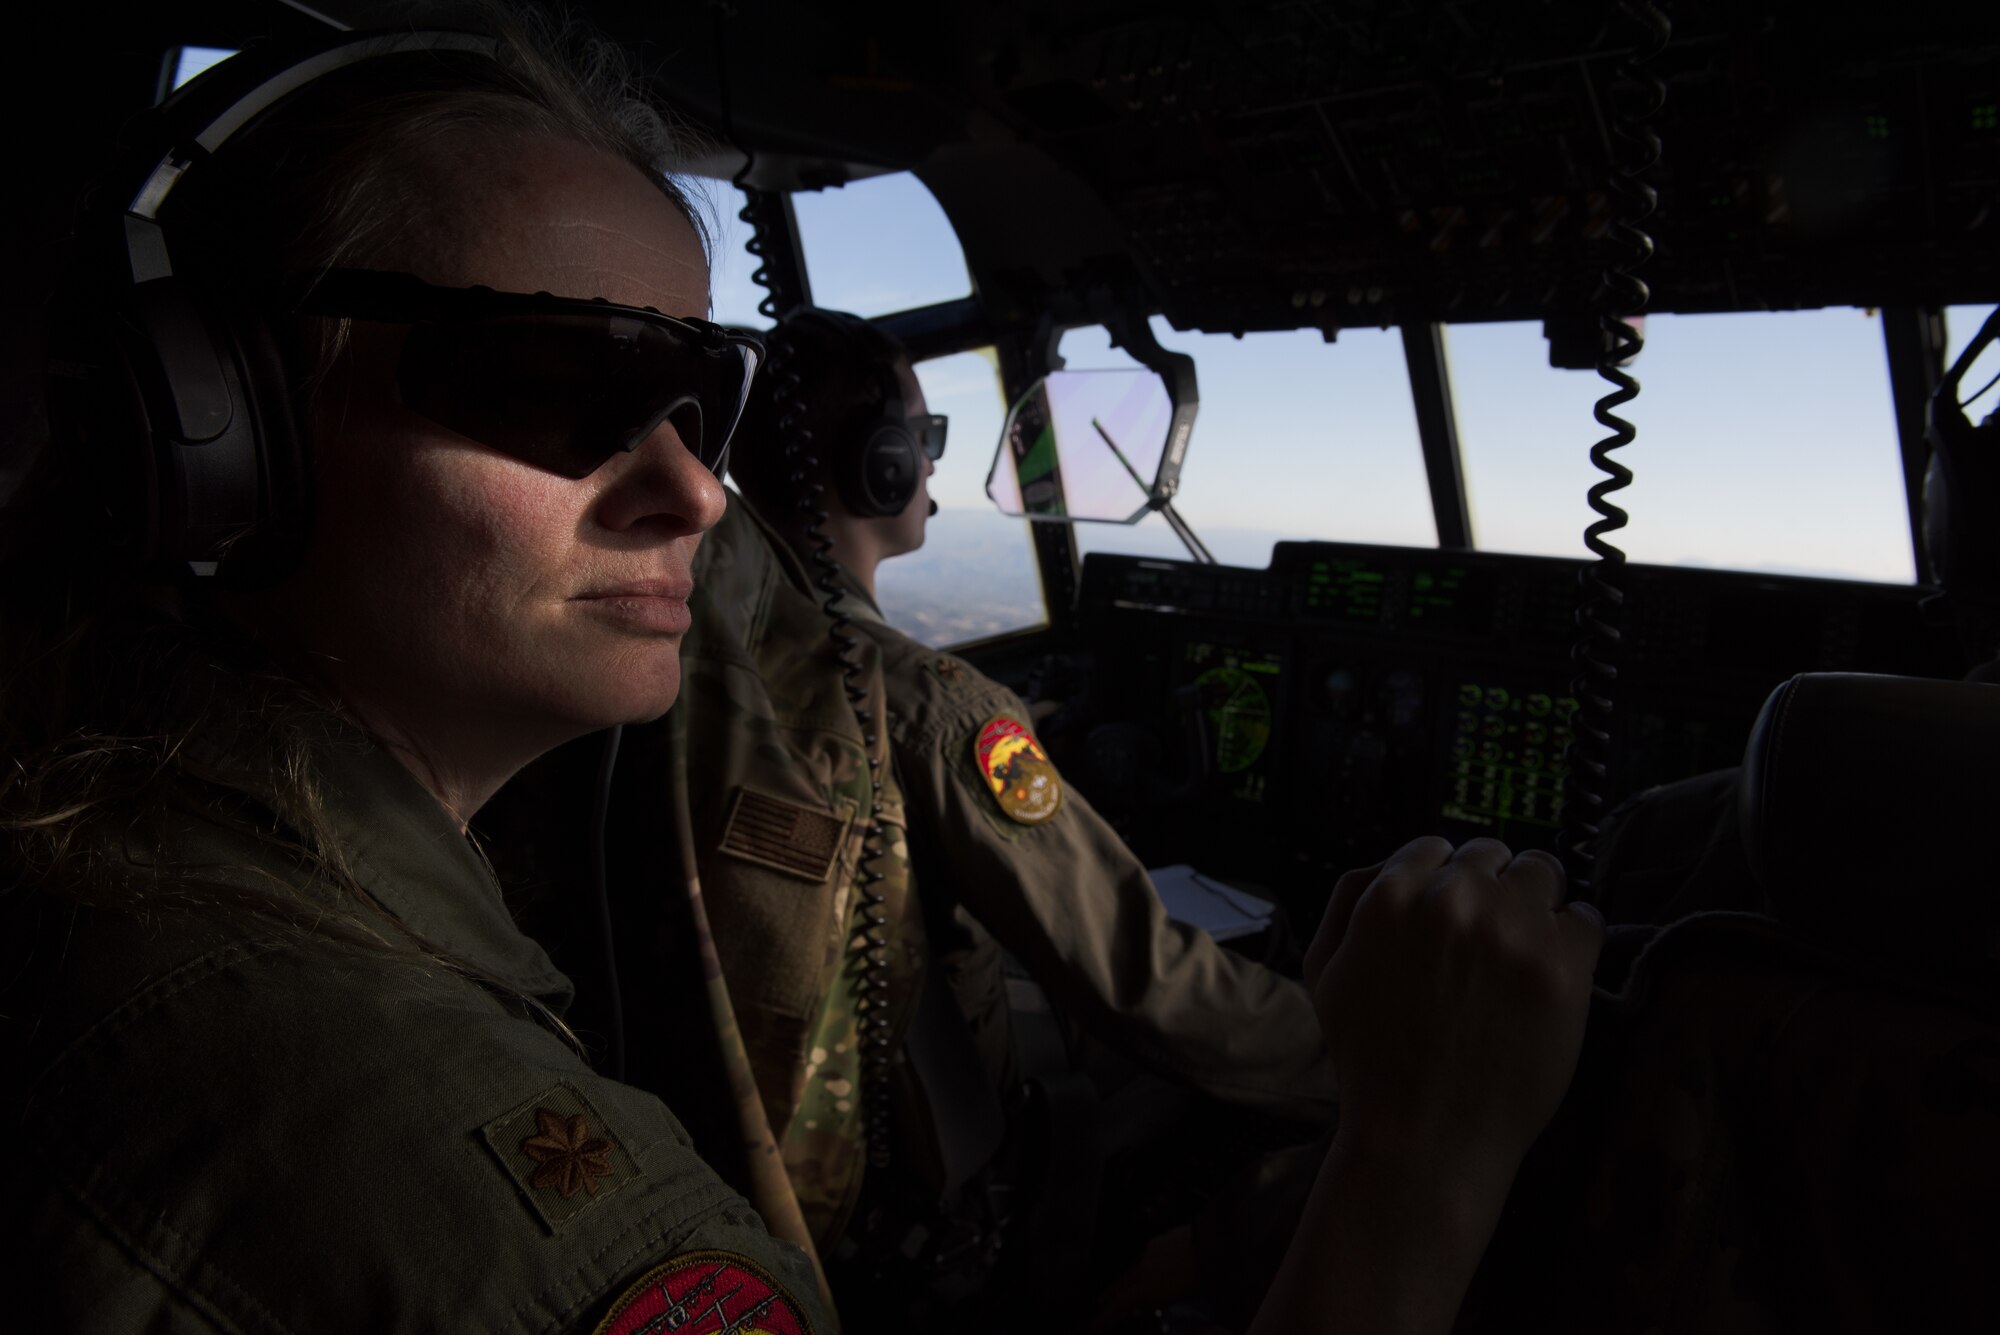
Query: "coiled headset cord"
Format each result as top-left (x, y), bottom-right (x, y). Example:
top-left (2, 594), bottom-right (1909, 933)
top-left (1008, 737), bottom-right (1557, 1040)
top-left (737, 182), bottom-right (899, 1170)
top-left (1560, 0), bottom-right (1670, 897)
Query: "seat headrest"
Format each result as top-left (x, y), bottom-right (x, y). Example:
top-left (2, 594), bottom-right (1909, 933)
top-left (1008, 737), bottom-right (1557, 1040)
top-left (1741, 672), bottom-right (2000, 961)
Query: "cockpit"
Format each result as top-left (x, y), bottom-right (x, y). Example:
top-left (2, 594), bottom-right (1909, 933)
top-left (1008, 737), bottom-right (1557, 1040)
top-left (8, 2), bottom-right (2000, 1331)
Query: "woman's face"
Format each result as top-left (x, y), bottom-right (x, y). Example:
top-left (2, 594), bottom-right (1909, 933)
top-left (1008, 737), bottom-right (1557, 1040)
top-left (883, 358), bottom-right (936, 558)
top-left (267, 134), bottom-right (725, 773)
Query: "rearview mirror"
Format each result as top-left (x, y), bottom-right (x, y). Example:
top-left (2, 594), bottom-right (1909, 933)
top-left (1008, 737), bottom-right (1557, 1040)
top-left (985, 369), bottom-right (1176, 523)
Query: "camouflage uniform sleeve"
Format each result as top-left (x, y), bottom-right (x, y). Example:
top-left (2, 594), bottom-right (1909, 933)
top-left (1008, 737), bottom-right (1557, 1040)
top-left (884, 643), bottom-right (1339, 1121)
top-left (6, 915), bottom-right (828, 1335)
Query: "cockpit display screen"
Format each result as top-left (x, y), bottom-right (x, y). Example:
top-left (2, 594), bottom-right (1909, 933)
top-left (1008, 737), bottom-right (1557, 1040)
top-left (1406, 565), bottom-right (1500, 636)
top-left (1439, 680), bottom-right (1577, 840)
top-left (1299, 557), bottom-right (1390, 624)
top-left (1296, 556), bottom-right (1502, 637)
top-left (1182, 641), bottom-right (1285, 804)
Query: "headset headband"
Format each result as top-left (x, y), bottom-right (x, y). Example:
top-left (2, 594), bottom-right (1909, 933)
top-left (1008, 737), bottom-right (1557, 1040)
top-left (124, 31), bottom-right (501, 285)
top-left (782, 305), bottom-right (904, 415)
top-left (60, 28), bottom-right (510, 578)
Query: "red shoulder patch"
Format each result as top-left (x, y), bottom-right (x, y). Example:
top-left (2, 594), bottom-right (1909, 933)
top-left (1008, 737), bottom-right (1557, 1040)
top-left (592, 1250), bottom-right (815, 1335)
top-left (973, 716), bottom-right (1063, 825)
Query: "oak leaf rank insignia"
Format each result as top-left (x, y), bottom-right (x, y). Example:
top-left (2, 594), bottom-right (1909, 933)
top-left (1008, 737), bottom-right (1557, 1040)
top-left (974, 716), bottom-right (1063, 825)
top-left (521, 1108), bottom-right (615, 1199)
top-left (481, 1082), bottom-right (637, 1231)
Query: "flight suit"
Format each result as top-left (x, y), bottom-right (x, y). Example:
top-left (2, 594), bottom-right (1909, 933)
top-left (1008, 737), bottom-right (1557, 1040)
top-left (670, 492), bottom-right (1337, 1249)
top-left (0, 718), bottom-right (828, 1335)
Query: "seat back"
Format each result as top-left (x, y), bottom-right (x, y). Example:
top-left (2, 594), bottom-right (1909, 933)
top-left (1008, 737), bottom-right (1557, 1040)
top-left (1739, 671), bottom-right (2000, 962)
top-left (1454, 674), bottom-right (2000, 1332)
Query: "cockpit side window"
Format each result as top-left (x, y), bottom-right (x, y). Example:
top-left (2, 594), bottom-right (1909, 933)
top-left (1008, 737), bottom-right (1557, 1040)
top-left (699, 173), bottom-right (972, 322)
top-left (1447, 309), bottom-right (1919, 584)
top-left (880, 349), bottom-right (1049, 646)
top-left (1056, 321), bottom-right (1438, 569)
top-left (791, 172), bottom-right (972, 317)
top-left (161, 45), bottom-right (236, 100)
top-left (695, 181), bottom-right (778, 330)
top-left (702, 179), bottom-right (1042, 646)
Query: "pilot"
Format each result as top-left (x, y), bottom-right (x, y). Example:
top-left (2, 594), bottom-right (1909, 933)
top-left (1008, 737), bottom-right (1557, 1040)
top-left (0, 11), bottom-right (1603, 1335)
top-left (0, 17), bottom-right (830, 1332)
top-left (655, 306), bottom-right (1321, 1311)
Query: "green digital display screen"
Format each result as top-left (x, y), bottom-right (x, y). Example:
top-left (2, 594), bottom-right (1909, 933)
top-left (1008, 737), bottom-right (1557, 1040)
top-left (1301, 558), bottom-right (1388, 623)
top-left (1182, 642), bottom-right (1284, 803)
top-left (1439, 681), bottom-right (1577, 829)
top-left (1299, 559), bottom-right (1499, 634)
top-left (1407, 566), bottom-right (1497, 632)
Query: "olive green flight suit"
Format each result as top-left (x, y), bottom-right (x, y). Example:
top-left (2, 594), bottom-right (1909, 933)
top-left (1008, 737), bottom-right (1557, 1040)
top-left (0, 724), bottom-right (828, 1335)
top-left (672, 492), bottom-right (1337, 1247)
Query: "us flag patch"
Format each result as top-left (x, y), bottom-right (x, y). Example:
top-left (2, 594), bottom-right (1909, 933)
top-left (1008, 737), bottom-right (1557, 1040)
top-left (717, 788), bottom-right (851, 882)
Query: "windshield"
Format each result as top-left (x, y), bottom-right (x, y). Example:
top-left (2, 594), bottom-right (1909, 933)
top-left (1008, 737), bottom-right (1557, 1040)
top-left (700, 167), bottom-right (1954, 653)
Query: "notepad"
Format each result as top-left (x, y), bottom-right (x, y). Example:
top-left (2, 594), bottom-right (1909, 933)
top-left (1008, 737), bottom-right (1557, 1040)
top-left (1148, 864), bottom-right (1276, 942)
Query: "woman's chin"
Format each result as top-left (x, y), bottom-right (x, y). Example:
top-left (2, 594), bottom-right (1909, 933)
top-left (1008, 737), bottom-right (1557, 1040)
top-left (590, 674), bottom-right (683, 729)
top-left (555, 642), bottom-right (683, 724)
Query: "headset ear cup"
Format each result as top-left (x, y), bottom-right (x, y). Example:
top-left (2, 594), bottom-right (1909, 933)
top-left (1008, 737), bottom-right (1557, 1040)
top-left (81, 274), bottom-right (306, 581)
top-left (210, 301), bottom-right (310, 587)
top-left (44, 276), bottom-right (223, 571)
top-left (778, 304), bottom-right (917, 518)
top-left (48, 314), bottom-right (163, 567)
top-left (843, 419), bottom-right (921, 518)
top-left (135, 279), bottom-right (269, 571)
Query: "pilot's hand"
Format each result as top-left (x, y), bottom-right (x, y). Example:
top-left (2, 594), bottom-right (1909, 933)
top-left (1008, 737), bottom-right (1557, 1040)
top-left (1303, 836), bottom-right (1603, 1178)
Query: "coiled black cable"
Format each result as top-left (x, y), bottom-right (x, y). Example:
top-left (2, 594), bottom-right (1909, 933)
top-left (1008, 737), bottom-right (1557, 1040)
top-left (1560, 1), bottom-right (1670, 895)
top-left (736, 181), bottom-right (899, 1170)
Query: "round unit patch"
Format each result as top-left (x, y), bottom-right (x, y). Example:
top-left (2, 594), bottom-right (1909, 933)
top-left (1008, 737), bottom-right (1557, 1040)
top-left (974, 716), bottom-right (1063, 825)
top-left (592, 1250), bottom-right (813, 1335)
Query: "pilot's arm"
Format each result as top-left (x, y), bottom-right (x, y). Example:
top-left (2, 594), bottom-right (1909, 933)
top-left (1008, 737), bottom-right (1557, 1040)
top-left (881, 641), bottom-right (1339, 1121)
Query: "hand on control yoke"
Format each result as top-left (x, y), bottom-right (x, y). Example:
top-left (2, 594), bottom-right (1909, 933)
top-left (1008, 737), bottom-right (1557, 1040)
top-left (1304, 836), bottom-right (1604, 1177)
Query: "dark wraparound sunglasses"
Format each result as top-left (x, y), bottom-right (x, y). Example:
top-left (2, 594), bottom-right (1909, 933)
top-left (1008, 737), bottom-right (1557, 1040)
top-left (297, 269), bottom-right (762, 479)
top-left (910, 413), bottom-right (948, 462)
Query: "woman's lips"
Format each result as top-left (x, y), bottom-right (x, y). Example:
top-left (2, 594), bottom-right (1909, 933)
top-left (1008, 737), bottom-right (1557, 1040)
top-left (573, 582), bottom-right (694, 633)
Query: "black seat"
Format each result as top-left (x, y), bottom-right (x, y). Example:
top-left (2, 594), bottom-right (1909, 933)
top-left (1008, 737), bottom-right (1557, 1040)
top-left (1740, 670), bottom-right (2000, 963)
top-left (1455, 671), bottom-right (2000, 1334)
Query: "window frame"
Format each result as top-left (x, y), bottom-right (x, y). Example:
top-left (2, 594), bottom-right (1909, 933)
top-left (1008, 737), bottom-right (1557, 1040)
top-left (755, 169), bottom-right (1949, 626)
top-left (1431, 307), bottom-right (1937, 584)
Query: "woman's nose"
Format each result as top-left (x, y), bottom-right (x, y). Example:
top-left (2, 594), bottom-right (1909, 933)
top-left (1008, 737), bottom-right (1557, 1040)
top-left (596, 420), bottom-right (727, 536)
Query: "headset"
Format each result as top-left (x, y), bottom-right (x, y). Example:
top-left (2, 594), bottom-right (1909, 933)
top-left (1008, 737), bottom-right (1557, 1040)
top-left (1922, 305), bottom-right (2000, 638)
top-left (779, 306), bottom-right (929, 519)
top-left (50, 30), bottom-right (502, 584)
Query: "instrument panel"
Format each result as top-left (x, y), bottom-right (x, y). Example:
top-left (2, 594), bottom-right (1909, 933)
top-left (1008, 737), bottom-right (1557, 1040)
top-left (1058, 541), bottom-right (1960, 908)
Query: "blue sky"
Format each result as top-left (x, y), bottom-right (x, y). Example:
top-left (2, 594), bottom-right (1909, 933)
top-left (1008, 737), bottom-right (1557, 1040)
top-left (696, 170), bottom-right (1999, 587)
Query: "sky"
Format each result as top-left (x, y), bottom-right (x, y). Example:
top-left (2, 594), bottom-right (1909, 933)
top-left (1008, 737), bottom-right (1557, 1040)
top-left (173, 49), bottom-right (2000, 600)
top-left (694, 168), bottom-right (2000, 589)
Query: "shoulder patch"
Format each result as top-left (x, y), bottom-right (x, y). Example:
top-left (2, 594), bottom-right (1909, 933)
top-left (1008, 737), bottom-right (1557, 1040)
top-left (929, 655), bottom-right (969, 686)
top-left (480, 1082), bottom-right (637, 1232)
top-left (592, 1250), bottom-right (816, 1335)
top-left (973, 716), bottom-right (1063, 825)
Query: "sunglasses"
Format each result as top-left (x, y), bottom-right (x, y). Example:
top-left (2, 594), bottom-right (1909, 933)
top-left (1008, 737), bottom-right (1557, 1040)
top-left (911, 413), bottom-right (948, 462)
top-left (297, 269), bottom-right (762, 479)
